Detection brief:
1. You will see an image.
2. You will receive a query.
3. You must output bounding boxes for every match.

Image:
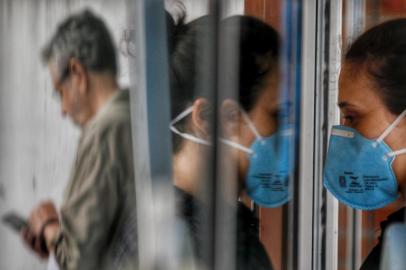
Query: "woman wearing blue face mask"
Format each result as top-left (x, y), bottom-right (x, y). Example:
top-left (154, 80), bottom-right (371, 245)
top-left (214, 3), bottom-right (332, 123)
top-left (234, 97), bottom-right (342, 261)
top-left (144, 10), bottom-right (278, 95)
top-left (323, 19), bottom-right (406, 269)
top-left (170, 15), bottom-right (290, 208)
top-left (168, 12), bottom-right (281, 270)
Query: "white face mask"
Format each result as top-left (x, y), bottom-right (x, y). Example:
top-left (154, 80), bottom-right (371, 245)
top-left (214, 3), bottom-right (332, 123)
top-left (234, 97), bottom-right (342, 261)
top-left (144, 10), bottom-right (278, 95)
top-left (170, 106), bottom-right (254, 154)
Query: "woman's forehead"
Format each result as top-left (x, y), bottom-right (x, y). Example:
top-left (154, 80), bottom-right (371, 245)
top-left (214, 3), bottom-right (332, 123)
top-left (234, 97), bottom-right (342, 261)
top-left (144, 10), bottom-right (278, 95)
top-left (338, 62), bottom-right (383, 109)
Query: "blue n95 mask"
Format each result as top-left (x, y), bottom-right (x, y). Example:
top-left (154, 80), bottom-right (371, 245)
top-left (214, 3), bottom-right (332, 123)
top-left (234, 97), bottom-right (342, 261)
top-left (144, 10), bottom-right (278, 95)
top-left (170, 106), bottom-right (293, 208)
top-left (323, 110), bottom-right (406, 210)
top-left (238, 112), bottom-right (293, 208)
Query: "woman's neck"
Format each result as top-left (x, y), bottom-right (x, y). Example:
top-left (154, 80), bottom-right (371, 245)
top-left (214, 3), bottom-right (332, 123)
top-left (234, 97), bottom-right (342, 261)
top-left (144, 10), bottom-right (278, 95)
top-left (173, 142), bottom-right (206, 196)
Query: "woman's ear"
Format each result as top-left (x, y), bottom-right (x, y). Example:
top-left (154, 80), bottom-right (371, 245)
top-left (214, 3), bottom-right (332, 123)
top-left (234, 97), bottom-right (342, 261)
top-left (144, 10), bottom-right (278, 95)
top-left (221, 99), bottom-right (241, 139)
top-left (191, 98), bottom-right (211, 138)
top-left (69, 58), bottom-right (88, 96)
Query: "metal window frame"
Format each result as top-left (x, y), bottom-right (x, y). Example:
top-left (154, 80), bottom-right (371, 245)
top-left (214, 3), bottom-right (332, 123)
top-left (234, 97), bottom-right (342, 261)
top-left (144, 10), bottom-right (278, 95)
top-left (298, 1), bottom-right (342, 270)
top-left (322, 1), bottom-right (343, 270)
top-left (128, 0), bottom-right (179, 269)
top-left (297, 1), bottom-right (317, 269)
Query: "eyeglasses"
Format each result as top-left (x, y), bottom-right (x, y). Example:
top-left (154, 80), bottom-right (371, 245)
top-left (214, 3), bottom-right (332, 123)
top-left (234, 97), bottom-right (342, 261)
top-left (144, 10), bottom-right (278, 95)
top-left (58, 65), bottom-right (71, 84)
top-left (52, 65), bottom-right (71, 101)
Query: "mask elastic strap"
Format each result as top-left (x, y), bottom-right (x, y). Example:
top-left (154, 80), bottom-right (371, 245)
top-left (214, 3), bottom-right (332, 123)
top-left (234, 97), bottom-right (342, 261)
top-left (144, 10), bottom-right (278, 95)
top-left (387, 148), bottom-right (406, 158)
top-left (221, 109), bottom-right (260, 153)
top-left (170, 125), bottom-right (211, 146)
top-left (241, 110), bottom-right (262, 140)
top-left (170, 106), bottom-right (255, 153)
top-left (170, 106), bottom-right (194, 126)
top-left (219, 138), bottom-right (253, 154)
top-left (170, 106), bottom-right (211, 146)
top-left (376, 109), bottom-right (406, 144)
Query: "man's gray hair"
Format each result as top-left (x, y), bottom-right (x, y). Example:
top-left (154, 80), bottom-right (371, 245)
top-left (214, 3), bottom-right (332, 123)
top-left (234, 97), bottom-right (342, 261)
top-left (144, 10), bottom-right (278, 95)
top-left (42, 9), bottom-right (118, 79)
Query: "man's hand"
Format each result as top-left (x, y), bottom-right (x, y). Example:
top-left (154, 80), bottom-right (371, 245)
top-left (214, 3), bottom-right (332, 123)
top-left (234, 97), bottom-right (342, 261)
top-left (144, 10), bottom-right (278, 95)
top-left (21, 201), bottom-right (60, 258)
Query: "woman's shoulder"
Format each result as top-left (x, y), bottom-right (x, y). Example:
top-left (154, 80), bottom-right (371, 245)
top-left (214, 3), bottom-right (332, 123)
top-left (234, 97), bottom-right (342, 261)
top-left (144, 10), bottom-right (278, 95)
top-left (361, 207), bottom-right (405, 270)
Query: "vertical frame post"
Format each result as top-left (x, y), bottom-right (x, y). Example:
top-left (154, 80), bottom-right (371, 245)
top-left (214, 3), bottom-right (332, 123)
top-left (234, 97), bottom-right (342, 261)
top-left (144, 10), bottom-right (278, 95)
top-left (127, 0), bottom-right (177, 269)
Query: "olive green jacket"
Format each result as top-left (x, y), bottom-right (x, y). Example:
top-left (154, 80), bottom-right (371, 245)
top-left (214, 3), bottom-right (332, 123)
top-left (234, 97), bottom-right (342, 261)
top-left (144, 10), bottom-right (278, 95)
top-left (53, 90), bottom-right (137, 270)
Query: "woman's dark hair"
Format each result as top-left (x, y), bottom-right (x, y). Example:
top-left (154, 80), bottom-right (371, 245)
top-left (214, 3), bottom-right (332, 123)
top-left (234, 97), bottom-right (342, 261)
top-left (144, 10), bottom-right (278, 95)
top-left (168, 13), bottom-right (211, 123)
top-left (346, 18), bottom-right (406, 115)
top-left (168, 14), bottom-right (212, 152)
top-left (168, 14), bottom-right (280, 152)
top-left (222, 16), bottom-right (279, 112)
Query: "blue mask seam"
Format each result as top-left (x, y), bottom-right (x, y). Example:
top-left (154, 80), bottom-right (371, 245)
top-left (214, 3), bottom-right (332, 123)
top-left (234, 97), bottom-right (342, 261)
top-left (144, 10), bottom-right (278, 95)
top-left (323, 178), bottom-right (398, 210)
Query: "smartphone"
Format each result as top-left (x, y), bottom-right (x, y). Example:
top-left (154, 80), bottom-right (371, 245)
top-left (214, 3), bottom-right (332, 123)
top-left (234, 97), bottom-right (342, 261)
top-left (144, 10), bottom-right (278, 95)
top-left (3, 212), bottom-right (48, 253)
top-left (2, 212), bottom-right (28, 232)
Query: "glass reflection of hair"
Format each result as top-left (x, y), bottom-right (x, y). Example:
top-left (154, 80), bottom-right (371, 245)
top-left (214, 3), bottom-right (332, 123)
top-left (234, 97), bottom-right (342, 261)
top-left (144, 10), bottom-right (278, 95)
top-left (168, 11), bottom-right (278, 270)
top-left (169, 14), bottom-right (279, 155)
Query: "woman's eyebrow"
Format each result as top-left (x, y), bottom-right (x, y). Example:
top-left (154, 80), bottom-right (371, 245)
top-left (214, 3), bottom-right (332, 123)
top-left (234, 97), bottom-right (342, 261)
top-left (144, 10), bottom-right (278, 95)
top-left (338, 101), bottom-right (355, 109)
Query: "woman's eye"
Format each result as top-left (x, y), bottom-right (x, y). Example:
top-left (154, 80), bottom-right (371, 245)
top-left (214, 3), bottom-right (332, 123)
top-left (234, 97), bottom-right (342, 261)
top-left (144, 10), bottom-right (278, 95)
top-left (343, 115), bottom-right (355, 125)
top-left (272, 110), bottom-right (279, 119)
top-left (271, 110), bottom-right (280, 124)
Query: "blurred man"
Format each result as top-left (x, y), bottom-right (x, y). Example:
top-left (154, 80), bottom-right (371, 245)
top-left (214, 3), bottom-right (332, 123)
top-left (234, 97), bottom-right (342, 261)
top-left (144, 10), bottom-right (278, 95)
top-left (22, 10), bottom-right (137, 270)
